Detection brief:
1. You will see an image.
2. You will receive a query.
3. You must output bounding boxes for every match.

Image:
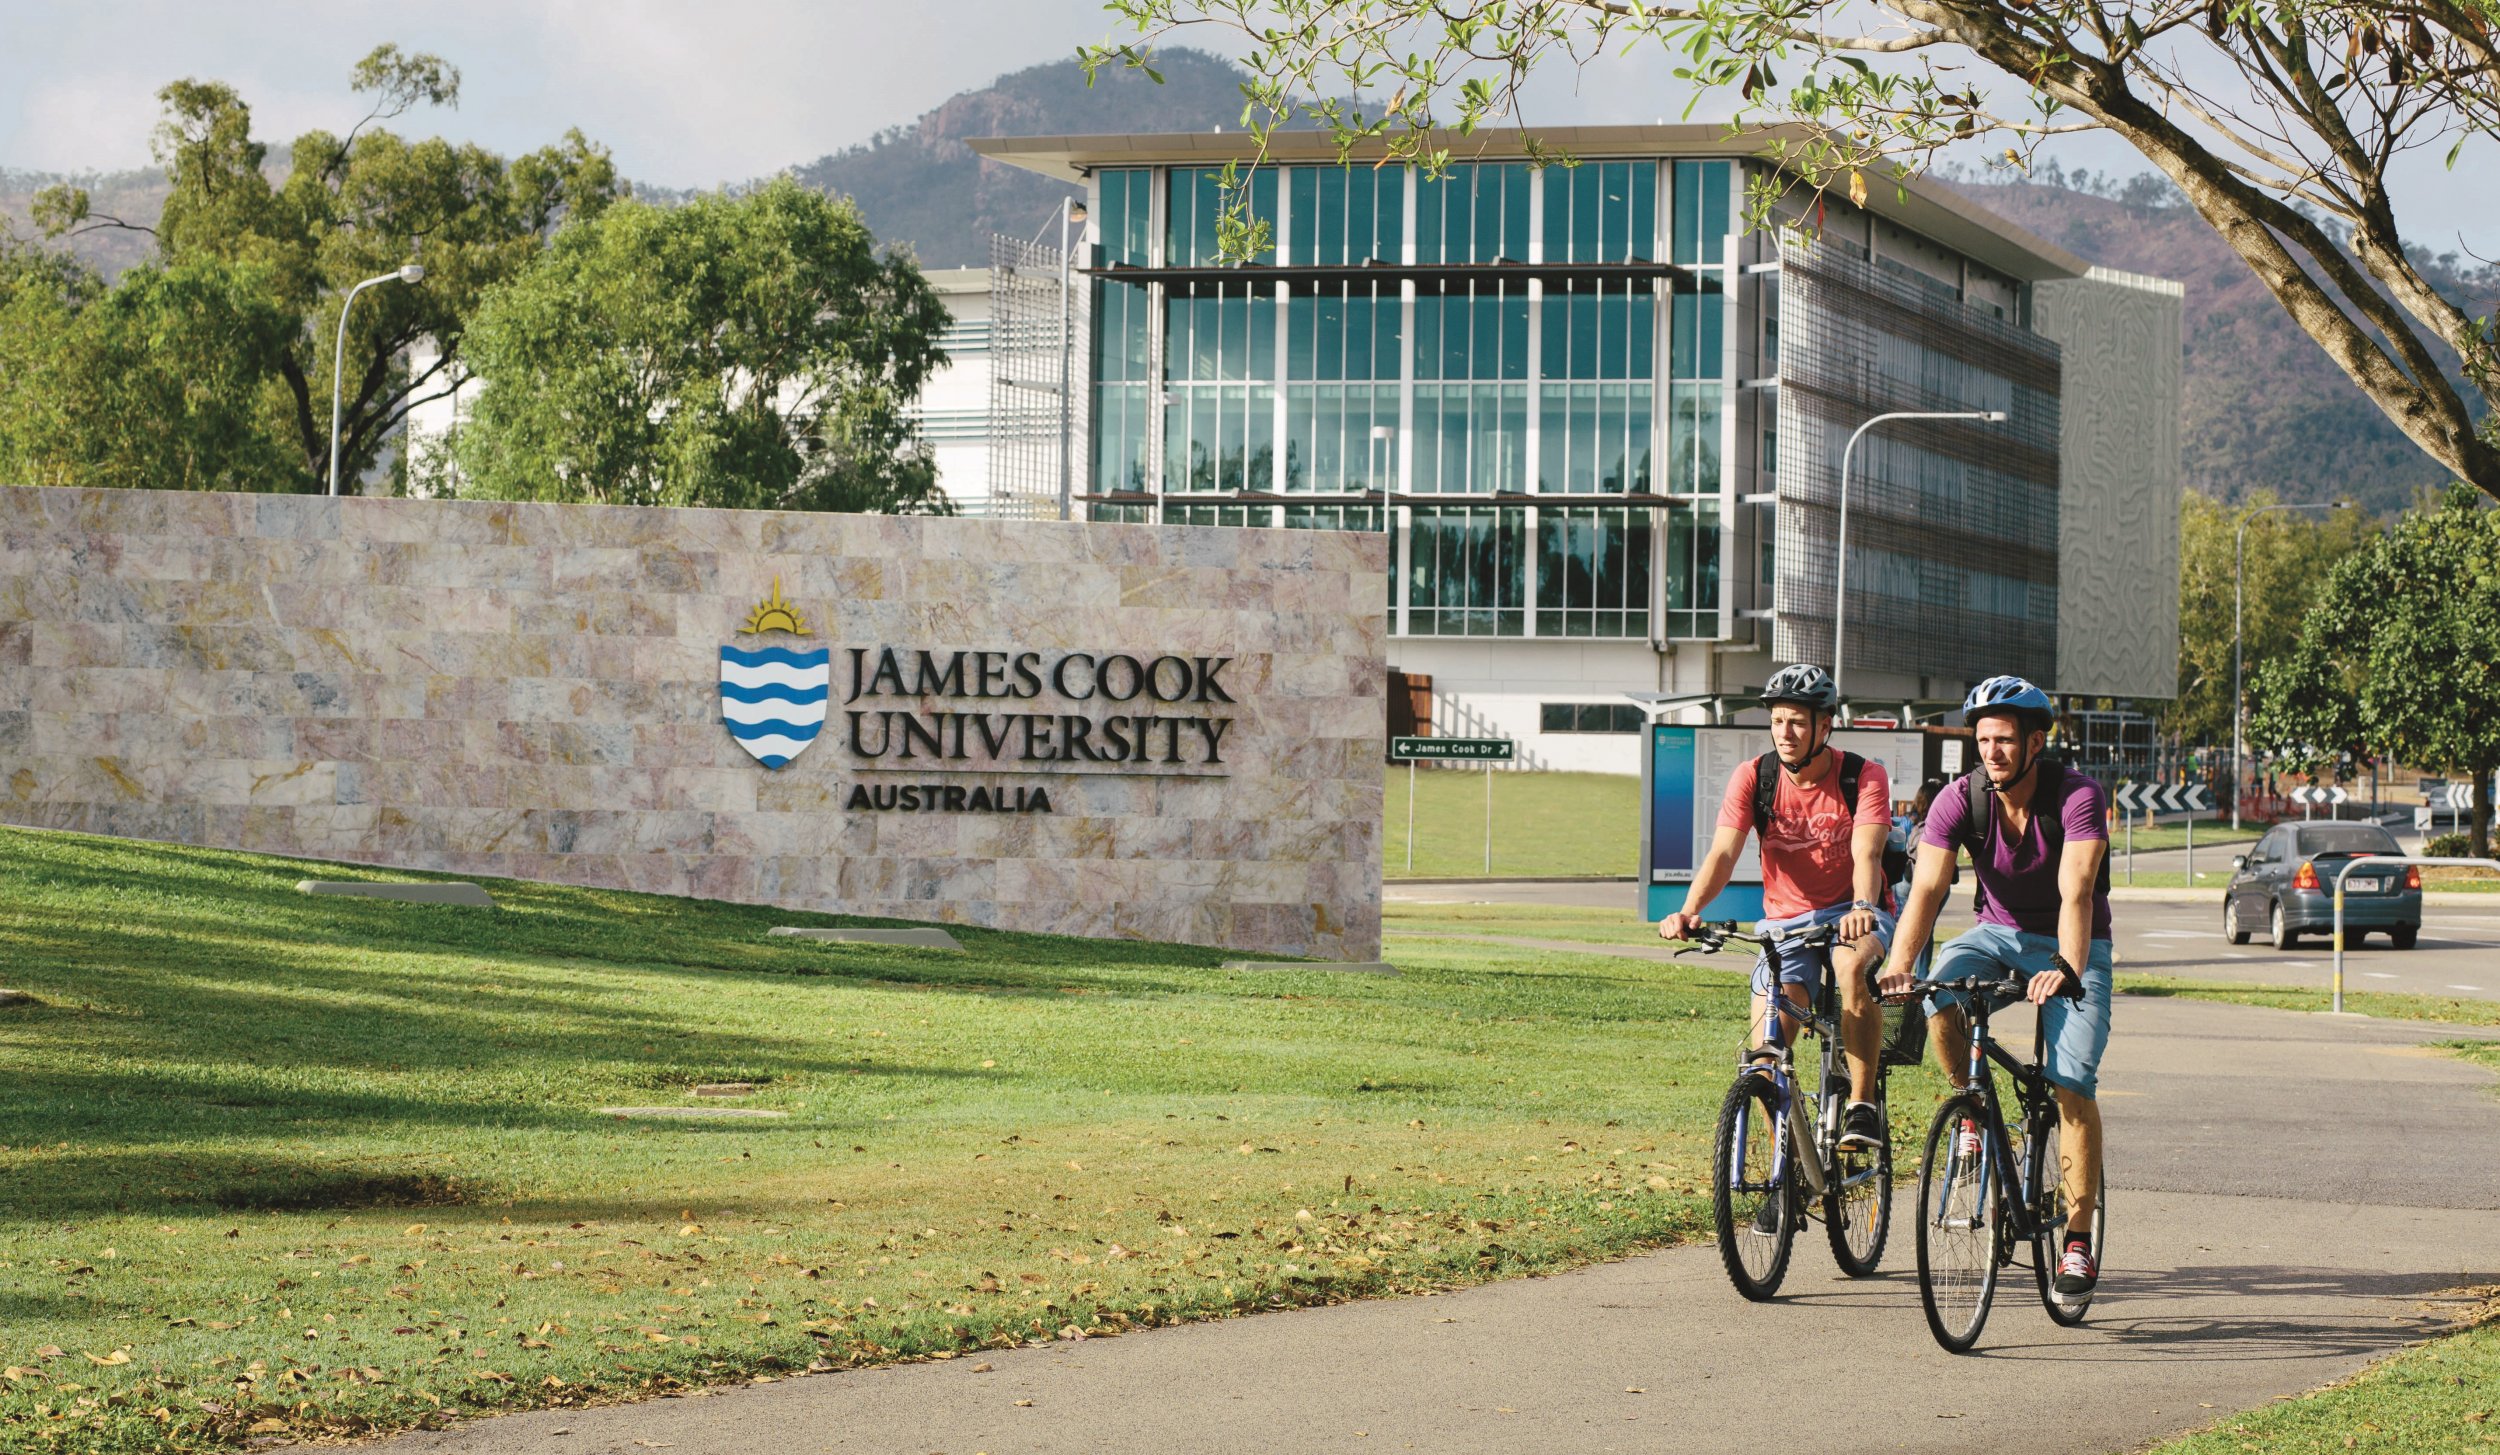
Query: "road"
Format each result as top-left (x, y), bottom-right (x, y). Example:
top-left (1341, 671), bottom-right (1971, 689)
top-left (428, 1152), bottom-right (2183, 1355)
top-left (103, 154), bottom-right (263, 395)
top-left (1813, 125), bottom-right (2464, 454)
top-left (1383, 880), bottom-right (2500, 1002)
top-left (366, 997), bottom-right (2500, 1454)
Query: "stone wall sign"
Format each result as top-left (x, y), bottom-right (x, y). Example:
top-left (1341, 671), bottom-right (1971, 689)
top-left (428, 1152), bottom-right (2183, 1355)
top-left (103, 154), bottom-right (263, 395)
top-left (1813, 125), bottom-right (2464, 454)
top-left (0, 488), bottom-right (1388, 959)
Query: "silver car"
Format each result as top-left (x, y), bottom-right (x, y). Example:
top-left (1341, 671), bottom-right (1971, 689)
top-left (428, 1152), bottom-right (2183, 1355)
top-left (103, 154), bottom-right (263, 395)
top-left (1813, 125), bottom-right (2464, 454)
top-left (2224, 821), bottom-right (2422, 950)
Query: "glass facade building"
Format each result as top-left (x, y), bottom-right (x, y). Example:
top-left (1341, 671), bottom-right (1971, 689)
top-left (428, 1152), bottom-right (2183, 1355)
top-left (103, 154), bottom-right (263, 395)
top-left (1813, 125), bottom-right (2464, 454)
top-left (1081, 156), bottom-right (1744, 646)
top-left (969, 127), bottom-right (2169, 772)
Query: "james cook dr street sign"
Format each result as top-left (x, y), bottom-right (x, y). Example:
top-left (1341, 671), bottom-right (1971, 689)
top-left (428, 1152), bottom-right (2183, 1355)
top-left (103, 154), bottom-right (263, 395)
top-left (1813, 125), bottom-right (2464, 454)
top-left (1391, 736), bottom-right (1515, 762)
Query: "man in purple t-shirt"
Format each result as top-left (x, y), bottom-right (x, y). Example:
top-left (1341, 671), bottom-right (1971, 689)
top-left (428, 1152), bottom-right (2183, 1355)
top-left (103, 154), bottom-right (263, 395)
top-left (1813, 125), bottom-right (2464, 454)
top-left (1878, 675), bottom-right (2112, 1310)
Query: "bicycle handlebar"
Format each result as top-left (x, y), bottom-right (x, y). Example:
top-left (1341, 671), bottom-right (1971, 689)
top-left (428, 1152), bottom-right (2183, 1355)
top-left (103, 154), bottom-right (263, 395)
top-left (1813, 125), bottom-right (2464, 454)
top-left (1898, 965), bottom-right (2085, 1005)
top-left (1672, 918), bottom-right (1838, 954)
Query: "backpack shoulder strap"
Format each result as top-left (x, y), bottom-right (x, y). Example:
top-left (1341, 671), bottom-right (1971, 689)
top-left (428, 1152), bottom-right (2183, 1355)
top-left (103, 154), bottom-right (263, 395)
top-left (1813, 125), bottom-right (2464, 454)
top-left (1837, 751), bottom-right (1864, 816)
top-left (1959, 770), bottom-right (1994, 916)
top-left (1750, 752), bottom-right (1780, 838)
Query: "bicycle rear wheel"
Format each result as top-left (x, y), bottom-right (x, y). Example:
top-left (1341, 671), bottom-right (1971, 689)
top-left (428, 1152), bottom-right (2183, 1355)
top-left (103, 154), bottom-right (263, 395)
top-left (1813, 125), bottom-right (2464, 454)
top-left (2035, 1158), bottom-right (2108, 1326)
top-left (1712, 1074), bottom-right (1796, 1300)
top-left (1826, 1080), bottom-right (1892, 1276)
top-left (1916, 1093), bottom-right (2002, 1352)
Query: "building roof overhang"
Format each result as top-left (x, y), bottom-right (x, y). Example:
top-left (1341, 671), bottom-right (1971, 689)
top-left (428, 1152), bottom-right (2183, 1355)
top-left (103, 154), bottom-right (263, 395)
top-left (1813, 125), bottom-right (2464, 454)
top-left (970, 124), bottom-right (2090, 282)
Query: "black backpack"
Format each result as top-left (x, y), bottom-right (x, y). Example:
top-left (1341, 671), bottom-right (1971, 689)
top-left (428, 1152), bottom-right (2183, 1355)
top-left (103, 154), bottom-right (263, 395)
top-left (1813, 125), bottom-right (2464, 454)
top-left (1750, 750), bottom-right (1911, 891)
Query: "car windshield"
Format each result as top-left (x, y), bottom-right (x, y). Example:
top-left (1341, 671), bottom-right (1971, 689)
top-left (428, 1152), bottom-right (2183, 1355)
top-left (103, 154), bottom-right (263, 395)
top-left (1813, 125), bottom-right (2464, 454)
top-left (2297, 825), bottom-right (2400, 856)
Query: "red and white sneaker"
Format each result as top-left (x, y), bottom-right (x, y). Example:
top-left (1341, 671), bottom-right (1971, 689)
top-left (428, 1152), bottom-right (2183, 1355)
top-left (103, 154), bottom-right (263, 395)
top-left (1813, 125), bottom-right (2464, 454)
top-left (2054, 1242), bottom-right (2098, 1303)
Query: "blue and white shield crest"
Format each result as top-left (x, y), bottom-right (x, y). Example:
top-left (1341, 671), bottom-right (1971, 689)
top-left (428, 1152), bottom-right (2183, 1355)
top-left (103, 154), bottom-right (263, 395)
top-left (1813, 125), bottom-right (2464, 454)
top-left (719, 644), bottom-right (830, 769)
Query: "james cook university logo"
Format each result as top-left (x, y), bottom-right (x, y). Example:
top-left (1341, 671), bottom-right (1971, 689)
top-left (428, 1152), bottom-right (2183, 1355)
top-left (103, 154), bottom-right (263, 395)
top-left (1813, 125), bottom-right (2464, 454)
top-left (720, 579), bottom-right (830, 769)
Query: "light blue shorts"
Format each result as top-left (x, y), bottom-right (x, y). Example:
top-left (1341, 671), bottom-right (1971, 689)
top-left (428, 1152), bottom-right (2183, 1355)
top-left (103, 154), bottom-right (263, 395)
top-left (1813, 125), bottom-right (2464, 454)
top-left (1750, 901), bottom-right (1896, 996)
top-left (1925, 923), bottom-right (2114, 1099)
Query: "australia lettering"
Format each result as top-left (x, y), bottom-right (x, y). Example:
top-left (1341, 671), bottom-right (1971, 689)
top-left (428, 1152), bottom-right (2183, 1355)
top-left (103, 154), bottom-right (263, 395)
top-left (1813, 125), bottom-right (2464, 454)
top-left (844, 782), bottom-right (1055, 814)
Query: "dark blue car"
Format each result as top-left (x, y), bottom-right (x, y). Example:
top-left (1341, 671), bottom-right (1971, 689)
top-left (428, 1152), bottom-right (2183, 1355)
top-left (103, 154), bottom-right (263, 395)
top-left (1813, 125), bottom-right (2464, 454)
top-left (2224, 821), bottom-right (2422, 950)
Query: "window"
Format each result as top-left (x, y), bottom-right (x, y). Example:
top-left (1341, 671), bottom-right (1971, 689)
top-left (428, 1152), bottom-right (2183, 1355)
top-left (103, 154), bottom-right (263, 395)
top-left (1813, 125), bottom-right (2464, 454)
top-left (1540, 702), bottom-right (1647, 734)
top-left (1671, 160), bottom-right (1731, 266)
top-left (1536, 280), bottom-right (1654, 494)
top-left (1666, 499), bottom-right (1720, 638)
top-left (1163, 501), bottom-right (1266, 528)
top-left (1284, 503), bottom-right (1383, 531)
top-left (1092, 279), bottom-right (1155, 492)
top-left (1287, 166), bottom-right (1405, 265)
top-left (1168, 167), bottom-right (1279, 266)
top-left (1542, 161), bottom-right (1658, 264)
top-left (1405, 505), bottom-right (1525, 635)
top-left (1415, 163), bottom-right (1533, 264)
top-left (1535, 506), bottom-right (1651, 638)
top-left (1097, 170), bottom-right (1155, 266)
top-left (1164, 281), bottom-right (1277, 494)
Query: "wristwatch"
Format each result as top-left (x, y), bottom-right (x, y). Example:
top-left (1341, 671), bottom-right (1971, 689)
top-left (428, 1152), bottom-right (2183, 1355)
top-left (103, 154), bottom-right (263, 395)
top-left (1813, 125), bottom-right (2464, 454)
top-left (1850, 899), bottom-right (1878, 912)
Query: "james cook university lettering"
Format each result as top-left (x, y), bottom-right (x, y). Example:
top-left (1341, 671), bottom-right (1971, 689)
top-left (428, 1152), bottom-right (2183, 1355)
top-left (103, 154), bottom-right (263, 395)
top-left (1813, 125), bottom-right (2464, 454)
top-left (838, 647), bottom-right (1239, 769)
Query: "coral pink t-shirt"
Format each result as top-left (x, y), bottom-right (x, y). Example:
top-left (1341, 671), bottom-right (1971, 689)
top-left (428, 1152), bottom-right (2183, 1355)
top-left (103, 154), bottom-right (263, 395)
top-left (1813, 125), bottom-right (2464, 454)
top-left (1717, 752), bottom-right (1894, 919)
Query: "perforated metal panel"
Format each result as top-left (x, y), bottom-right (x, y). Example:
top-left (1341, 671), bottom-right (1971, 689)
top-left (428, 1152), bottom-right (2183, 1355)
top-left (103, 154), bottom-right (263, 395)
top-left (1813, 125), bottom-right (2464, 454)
top-left (1771, 238), bottom-right (2062, 688)
top-left (988, 232), bottom-right (1088, 520)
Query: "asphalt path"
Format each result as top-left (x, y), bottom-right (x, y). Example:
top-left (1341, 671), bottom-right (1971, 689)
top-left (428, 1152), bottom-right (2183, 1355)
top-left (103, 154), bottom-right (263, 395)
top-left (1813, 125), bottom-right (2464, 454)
top-left (366, 996), bottom-right (2500, 1454)
top-left (1382, 880), bottom-right (2500, 1003)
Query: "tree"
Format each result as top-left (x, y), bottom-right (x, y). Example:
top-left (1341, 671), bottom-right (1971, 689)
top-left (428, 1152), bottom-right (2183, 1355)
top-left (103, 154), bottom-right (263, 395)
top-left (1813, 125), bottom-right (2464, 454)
top-left (0, 247), bottom-right (295, 491)
top-left (2169, 489), bottom-right (2375, 745)
top-left (1085, 0), bottom-right (2500, 506)
top-left (2249, 487), bottom-right (2500, 855)
top-left (443, 180), bottom-right (954, 514)
top-left (32, 44), bottom-right (620, 491)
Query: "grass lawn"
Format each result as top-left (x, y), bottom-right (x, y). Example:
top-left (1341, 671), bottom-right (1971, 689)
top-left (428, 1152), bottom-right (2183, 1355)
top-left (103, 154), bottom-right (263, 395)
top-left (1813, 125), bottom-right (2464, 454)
top-left (2145, 1293), bottom-right (2500, 1453)
top-left (1382, 768), bottom-right (1638, 878)
top-left (0, 824), bottom-right (1848, 1453)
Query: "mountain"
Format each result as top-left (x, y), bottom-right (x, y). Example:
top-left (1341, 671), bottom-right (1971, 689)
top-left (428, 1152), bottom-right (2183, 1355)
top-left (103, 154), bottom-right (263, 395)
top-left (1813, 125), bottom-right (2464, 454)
top-left (1940, 167), bottom-right (2493, 515)
top-left (785, 49), bottom-right (1290, 270)
top-left (0, 164), bottom-right (171, 278)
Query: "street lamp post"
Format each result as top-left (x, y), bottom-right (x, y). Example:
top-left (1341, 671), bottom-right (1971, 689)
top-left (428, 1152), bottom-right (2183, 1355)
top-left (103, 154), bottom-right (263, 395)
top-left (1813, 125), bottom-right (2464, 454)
top-left (2232, 499), bottom-right (2352, 828)
top-left (327, 264), bottom-right (425, 497)
top-left (1832, 409), bottom-right (2007, 717)
top-left (1058, 197), bottom-right (1088, 522)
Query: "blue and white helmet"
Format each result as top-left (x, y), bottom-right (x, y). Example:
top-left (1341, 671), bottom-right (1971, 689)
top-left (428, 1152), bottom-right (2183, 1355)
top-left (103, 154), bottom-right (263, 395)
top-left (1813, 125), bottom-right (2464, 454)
top-left (1963, 674), bottom-right (2054, 728)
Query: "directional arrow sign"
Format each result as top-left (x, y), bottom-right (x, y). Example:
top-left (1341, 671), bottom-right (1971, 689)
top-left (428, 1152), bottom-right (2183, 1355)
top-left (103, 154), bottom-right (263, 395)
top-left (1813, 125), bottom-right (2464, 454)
top-left (2116, 783), bottom-right (2214, 813)
top-left (2446, 783), bottom-right (2490, 809)
top-left (1391, 736), bottom-right (1514, 762)
top-left (2291, 786), bottom-right (2350, 806)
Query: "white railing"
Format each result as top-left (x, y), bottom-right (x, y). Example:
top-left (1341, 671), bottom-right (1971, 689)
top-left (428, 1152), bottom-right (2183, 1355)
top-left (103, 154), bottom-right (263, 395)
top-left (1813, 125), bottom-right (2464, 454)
top-left (2330, 855), bottom-right (2500, 1013)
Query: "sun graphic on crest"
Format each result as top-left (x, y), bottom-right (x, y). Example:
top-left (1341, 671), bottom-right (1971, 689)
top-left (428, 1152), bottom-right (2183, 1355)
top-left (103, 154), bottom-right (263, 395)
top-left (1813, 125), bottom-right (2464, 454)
top-left (739, 578), bottom-right (813, 637)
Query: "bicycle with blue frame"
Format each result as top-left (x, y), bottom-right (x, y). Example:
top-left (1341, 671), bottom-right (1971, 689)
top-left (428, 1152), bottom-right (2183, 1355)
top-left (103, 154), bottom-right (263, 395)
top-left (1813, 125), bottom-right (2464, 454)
top-left (1683, 919), bottom-right (1908, 1299)
top-left (1901, 962), bottom-right (2108, 1352)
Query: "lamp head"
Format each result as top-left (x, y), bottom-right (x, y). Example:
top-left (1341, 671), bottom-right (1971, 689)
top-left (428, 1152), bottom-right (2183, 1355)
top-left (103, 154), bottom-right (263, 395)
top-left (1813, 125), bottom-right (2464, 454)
top-left (1982, 411), bottom-right (2008, 422)
top-left (397, 264), bottom-right (426, 285)
top-left (1067, 200), bottom-right (1088, 224)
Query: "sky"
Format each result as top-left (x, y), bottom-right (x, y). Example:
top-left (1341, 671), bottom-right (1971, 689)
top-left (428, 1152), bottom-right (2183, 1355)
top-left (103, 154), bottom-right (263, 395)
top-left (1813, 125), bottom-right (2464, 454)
top-left (2, 0), bottom-right (2493, 254)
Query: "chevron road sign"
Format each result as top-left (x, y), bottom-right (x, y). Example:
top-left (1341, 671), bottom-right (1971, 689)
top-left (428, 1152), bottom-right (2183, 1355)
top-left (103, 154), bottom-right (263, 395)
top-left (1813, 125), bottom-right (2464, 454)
top-left (2289, 785), bottom-right (2350, 806)
top-left (2447, 783), bottom-right (2490, 809)
top-left (2114, 783), bottom-right (2215, 813)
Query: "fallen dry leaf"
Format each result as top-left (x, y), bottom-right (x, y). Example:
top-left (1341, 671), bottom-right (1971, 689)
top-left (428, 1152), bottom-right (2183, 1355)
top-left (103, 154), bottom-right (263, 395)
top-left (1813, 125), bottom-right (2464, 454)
top-left (83, 1349), bottom-right (132, 1366)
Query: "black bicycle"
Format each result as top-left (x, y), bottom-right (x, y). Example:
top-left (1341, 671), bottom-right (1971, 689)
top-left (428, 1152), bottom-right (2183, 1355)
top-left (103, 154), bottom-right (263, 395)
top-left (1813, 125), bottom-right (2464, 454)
top-left (1682, 921), bottom-right (1892, 1300)
top-left (1903, 967), bottom-right (2108, 1352)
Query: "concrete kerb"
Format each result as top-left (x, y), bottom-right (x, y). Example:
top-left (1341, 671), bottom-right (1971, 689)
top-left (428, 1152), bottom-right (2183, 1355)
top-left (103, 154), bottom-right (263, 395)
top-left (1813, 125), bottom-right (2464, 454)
top-left (0, 989), bottom-right (39, 1008)
top-left (298, 880), bottom-right (495, 907)
top-left (596, 1107), bottom-right (789, 1120)
top-left (769, 927), bottom-right (964, 950)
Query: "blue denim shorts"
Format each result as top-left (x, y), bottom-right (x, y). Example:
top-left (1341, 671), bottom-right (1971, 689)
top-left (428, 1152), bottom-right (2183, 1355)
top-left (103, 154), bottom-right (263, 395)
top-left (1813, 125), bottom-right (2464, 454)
top-left (1749, 901), bottom-right (1896, 996)
top-left (1925, 923), bottom-right (2114, 1099)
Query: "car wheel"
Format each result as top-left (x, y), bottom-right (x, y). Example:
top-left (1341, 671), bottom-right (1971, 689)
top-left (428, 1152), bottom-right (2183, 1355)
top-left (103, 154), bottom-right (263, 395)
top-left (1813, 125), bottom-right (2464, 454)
top-left (2270, 900), bottom-right (2296, 951)
top-left (2392, 925), bottom-right (2418, 950)
top-left (2225, 898), bottom-right (2250, 945)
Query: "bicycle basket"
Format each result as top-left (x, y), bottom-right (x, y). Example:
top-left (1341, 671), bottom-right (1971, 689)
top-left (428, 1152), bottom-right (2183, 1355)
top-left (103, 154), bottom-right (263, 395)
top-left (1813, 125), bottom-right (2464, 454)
top-left (1880, 994), bottom-right (1929, 1070)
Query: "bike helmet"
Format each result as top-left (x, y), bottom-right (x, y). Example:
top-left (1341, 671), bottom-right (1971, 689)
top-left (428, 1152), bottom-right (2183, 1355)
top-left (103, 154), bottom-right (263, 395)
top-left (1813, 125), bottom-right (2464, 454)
top-left (1759, 664), bottom-right (1842, 715)
top-left (1962, 674), bottom-right (2054, 731)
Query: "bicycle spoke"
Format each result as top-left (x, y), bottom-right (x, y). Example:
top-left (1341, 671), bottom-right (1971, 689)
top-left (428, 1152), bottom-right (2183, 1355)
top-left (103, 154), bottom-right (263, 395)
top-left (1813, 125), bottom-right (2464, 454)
top-left (1917, 1094), bottom-right (2000, 1351)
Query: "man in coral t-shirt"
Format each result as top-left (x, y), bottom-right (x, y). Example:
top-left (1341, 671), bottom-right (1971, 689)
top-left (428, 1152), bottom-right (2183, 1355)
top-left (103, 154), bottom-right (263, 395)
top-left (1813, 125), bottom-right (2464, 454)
top-left (1659, 664), bottom-right (1896, 1151)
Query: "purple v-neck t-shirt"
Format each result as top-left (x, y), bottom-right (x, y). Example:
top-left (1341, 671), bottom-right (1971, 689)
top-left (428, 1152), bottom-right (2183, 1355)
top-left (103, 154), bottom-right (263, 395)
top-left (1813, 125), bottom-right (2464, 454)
top-left (1922, 764), bottom-right (2113, 939)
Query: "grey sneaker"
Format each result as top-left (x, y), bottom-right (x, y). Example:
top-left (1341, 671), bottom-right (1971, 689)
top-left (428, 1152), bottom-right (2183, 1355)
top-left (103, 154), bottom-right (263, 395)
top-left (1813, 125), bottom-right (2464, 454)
top-left (1840, 1101), bottom-right (1886, 1151)
top-left (1748, 1197), bottom-right (1782, 1236)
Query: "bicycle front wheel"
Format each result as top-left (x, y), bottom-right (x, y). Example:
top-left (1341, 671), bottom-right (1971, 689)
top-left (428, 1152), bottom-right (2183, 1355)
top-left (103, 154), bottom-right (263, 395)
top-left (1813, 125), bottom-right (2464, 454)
top-left (1916, 1093), bottom-right (2002, 1352)
top-left (1826, 1082), bottom-right (1892, 1276)
top-left (1712, 1074), bottom-right (1796, 1300)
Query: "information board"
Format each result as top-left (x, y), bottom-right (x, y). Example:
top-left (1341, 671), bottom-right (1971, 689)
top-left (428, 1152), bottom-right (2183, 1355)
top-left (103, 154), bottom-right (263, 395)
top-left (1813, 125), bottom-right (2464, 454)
top-left (1639, 725), bottom-right (1925, 922)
